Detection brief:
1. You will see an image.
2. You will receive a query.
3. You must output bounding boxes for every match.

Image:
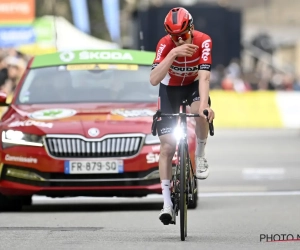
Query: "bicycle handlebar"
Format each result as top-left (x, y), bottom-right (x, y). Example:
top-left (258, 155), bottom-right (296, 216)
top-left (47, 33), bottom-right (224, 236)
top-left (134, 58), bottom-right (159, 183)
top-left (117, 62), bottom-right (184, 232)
top-left (203, 110), bottom-right (214, 136)
top-left (151, 109), bottom-right (214, 136)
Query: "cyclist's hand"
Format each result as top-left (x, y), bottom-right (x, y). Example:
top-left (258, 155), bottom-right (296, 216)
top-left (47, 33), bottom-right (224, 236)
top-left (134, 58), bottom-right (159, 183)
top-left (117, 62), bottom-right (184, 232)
top-left (172, 44), bottom-right (199, 57)
top-left (199, 106), bottom-right (215, 123)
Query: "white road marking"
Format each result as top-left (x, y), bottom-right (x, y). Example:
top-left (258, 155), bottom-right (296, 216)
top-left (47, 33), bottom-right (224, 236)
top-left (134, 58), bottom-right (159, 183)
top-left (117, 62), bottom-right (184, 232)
top-left (199, 191), bottom-right (300, 197)
top-left (242, 167), bottom-right (286, 180)
top-left (242, 168), bottom-right (286, 176)
top-left (32, 190), bottom-right (300, 205)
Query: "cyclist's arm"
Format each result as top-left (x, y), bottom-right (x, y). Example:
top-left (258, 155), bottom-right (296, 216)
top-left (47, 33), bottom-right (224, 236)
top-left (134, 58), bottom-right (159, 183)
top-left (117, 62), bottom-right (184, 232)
top-left (198, 34), bottom-right (212, 107)
top-left (150, 40), bottom-right (174, 86)
top-left (150, 51), bottom-right (176, 86)
top-left (198, 70), bottom-right (210, 107)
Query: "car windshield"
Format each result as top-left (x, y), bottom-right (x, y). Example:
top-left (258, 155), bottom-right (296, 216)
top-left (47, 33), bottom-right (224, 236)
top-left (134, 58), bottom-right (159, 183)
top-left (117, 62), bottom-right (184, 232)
top-left (17, 64), bottom-right (158, 104)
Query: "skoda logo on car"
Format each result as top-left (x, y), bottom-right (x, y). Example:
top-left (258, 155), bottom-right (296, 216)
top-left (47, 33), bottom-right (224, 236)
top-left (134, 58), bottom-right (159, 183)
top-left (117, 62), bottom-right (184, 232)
top-left (88, 128), bottom-right (99, 137)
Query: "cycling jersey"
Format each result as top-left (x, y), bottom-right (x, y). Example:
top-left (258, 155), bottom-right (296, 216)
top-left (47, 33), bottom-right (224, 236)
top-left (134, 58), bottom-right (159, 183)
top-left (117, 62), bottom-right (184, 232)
top-left (152, 30), bottom-right (212, 86)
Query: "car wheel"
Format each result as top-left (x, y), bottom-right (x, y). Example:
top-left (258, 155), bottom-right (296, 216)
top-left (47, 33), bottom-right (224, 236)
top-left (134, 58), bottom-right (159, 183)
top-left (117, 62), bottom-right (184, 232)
top-left (21, 196), bottom-right (32, 206)
top-left (0, 194), bottom-right (32, 212)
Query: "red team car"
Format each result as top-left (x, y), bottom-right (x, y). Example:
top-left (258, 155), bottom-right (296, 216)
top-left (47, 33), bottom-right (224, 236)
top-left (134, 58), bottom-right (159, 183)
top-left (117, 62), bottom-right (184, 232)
top-left (0, 50), bottom-right (197, 211)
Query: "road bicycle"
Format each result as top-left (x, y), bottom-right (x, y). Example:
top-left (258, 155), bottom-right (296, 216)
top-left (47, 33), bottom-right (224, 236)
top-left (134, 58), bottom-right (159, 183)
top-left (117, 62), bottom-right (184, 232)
top-left (151, 100), bottom-right (214, 241)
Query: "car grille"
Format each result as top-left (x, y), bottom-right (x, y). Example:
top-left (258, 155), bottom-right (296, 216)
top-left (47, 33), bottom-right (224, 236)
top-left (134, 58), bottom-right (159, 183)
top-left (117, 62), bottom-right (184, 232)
top-left (45, 135), bottom-right (144, 158)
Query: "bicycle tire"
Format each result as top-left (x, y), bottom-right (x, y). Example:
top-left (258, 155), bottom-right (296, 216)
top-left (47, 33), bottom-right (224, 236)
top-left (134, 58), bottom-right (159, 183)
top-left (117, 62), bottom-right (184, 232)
top-left (179, 142), bottom-right (187, 241)
top-left (187, 156), bottom-right (198, 209)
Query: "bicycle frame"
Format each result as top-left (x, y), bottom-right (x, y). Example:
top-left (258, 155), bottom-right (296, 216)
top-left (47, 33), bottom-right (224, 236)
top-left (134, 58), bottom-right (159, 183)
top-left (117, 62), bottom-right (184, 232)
top-left (171, 102), bottom-right (197, 240)
top-left (151, 100), bottom-right (214, 241)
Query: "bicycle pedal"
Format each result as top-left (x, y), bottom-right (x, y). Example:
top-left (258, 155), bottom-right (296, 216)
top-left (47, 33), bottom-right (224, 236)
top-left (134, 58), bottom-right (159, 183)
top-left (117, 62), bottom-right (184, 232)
top-left (194, 176), bottom-right (204, 180)
top-left (160, 214), bottom-right (173, 225)
top-left (161, 219), bottom-right (171, 225)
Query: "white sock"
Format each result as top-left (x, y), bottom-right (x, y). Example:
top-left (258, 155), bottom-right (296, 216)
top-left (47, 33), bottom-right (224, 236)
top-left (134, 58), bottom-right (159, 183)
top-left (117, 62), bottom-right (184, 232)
top-left (161, 180), bottom-right (173, 208)
top-left (196, 138), bottom-right (207, 157)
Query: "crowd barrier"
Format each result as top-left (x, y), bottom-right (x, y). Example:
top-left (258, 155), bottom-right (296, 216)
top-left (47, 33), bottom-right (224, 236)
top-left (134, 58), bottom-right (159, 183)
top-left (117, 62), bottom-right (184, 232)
top-left (210, 91), bottom-right (300, 128)
top-left (1, 91), bottom-right (299, 129)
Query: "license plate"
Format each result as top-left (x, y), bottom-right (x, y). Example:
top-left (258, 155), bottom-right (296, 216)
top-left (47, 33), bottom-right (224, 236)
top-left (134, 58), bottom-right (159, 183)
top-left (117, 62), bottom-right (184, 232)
top-left (64, 160), bottom-right (124, 174)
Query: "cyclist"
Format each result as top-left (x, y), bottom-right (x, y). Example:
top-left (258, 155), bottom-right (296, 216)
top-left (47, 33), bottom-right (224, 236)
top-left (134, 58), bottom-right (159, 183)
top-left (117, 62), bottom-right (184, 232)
top-left (149, 7), bottom-right (215, 224)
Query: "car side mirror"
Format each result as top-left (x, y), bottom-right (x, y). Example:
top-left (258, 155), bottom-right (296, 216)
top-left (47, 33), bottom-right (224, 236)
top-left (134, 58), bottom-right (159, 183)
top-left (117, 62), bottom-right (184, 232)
top-left (0, 91), bottom-right (9, 106)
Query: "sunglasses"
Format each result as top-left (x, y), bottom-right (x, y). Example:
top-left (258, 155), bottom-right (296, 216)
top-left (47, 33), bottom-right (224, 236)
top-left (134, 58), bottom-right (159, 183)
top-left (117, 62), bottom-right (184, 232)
top-left (170, 30), bottom-right (191, 42)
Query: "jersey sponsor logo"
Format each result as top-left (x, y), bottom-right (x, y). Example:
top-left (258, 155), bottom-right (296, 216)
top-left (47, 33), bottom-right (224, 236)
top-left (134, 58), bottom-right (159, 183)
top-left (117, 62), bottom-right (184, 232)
top-left (160, 127), bottom-right (172, 135)
top-left (201, 39), bottom-right (211, 61)
top-left (169, 65), bottom-right (198, 77)
top-left (170, 65), bottom-right (198, 72)
top-left (156, 44), bottom-right (166, 60)
top-left (193, 96), bottom-right (200, 102)
top-left (199, 64), bottom-right (211, 71)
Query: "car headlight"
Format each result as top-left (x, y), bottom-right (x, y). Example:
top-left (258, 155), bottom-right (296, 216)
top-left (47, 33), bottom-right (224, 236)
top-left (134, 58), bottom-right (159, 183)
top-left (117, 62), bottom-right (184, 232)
top-left (2, 130), bottom-right (43, 147)
top-left (145, 134), bottom-right (160, 145)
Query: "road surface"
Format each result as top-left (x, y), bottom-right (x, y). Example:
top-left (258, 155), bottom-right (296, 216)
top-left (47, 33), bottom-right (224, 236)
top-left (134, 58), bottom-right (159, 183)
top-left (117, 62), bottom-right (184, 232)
top-left (1, 129), bottom-right (300, 250)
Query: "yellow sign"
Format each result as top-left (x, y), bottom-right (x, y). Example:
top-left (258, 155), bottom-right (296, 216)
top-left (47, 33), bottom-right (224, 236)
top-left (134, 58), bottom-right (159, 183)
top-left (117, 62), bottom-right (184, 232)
top-left (209, 90), bottom-right (283, 128)
top-left (17, 44), bottom-right (57, 56)
top-left (66, 64), bottom-right (139, 71)
top-left (67, 64), bottom-right (97, 70)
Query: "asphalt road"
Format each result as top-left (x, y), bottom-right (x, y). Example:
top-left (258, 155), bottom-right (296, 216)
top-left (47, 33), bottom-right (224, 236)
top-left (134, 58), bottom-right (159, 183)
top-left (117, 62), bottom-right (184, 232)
top-left (1, 129), bottom-right (300, 250)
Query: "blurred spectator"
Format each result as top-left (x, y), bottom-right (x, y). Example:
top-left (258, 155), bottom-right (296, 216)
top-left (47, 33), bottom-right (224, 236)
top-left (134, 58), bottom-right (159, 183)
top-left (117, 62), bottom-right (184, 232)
top-left (0, 44), bottom-right (299, 106)
top-left (210, 64), bottom-right (225, 89)
top-left (0, 52), bottom-right (8, 87)
top-left (226, 58), bottom-right (242, 79)
top-left (0, 52), bottom-right (27, 97)
top-left (210, 56), bottom-right (300, 92)
top-left (294, 76), bottom-right (300, 91)
top-left (281, 73), bottom-right (295, 91)
top-left (257, 65), bottom-right (274, 90)
top-left (220, 58), bottom-right (251, 92)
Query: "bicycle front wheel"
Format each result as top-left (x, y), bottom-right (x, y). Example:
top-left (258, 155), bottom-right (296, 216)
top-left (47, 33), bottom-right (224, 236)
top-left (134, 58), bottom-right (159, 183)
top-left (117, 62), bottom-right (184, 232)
top-left (179, 143), bottom-right (187, 241)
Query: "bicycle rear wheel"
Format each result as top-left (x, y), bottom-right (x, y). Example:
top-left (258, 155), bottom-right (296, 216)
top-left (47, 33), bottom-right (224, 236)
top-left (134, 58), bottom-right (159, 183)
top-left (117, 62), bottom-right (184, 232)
top-left (179, 143), bottom-right (187, 241)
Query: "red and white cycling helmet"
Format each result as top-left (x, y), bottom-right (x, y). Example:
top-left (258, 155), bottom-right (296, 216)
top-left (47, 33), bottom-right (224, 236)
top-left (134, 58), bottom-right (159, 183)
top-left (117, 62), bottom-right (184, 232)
top-left (164, 7), bottom-right (194, 35)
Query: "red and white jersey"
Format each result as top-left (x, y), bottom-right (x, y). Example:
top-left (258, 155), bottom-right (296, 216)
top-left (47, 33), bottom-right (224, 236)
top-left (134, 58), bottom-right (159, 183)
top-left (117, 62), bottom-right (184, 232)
top-left (152, 30), bottom-right (212, 86)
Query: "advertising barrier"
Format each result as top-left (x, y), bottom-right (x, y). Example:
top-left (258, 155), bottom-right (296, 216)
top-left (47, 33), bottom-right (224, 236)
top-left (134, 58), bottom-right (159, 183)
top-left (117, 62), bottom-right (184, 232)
top-left (0, 0), bottom-right (35, 48)
top-left (210, 91), bottom-right (300, 128)
top-left (0, 0), bottom-right (35, 24)
top-left (0, 26), bottom-right (35, 47)
top-left (1, 91), bottom-right (299, 129)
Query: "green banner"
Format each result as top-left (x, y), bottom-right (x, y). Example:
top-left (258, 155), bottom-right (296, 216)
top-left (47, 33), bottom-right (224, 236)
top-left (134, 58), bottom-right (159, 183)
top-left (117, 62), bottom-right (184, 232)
top-left (33, 17), bottom-right (55, 44)
top-left (31, 50), bottom-right (156, 68)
